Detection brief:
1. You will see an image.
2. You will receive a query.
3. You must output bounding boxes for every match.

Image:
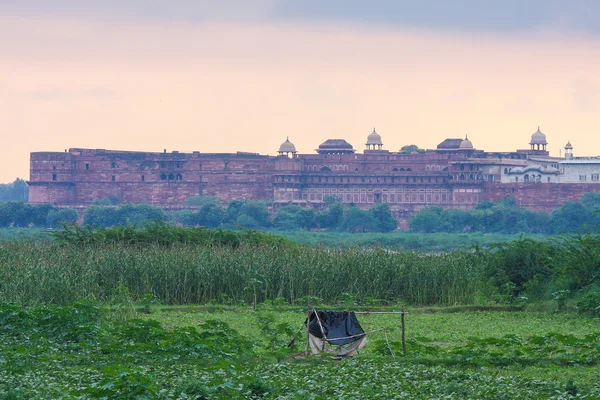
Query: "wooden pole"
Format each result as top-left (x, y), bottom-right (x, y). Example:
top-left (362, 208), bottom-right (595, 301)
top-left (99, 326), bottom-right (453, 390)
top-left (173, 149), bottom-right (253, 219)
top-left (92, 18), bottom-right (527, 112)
top-left (305, 298), bottom-right (310, 357)
top-left (401, 305), bottom-right (406, 355)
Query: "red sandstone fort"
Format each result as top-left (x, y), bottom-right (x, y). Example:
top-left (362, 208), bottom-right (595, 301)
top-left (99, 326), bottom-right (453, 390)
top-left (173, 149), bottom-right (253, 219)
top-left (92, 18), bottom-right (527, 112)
top-left (29, 128), bottom-right (600, 224)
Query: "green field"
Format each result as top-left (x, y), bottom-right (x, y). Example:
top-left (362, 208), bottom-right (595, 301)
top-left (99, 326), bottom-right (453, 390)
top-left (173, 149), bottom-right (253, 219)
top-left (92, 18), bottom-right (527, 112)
top-left (1, 303), bottom-right (599, 399)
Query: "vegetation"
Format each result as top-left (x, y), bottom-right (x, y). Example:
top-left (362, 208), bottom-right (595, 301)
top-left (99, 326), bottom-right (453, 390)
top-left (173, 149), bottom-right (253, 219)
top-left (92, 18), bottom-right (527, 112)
top-left (1, 223), bottom-right (599, 310)
top-left (1, 220), bottom-right (599, 398)
top-left (410, 192), bottom-right (600, 234)
top-left (1, 302), bottom-right (599, 399)
top-left (0, 178), bottom-right (28, 201)
top-left (0, 201), bottom-right (77, 228)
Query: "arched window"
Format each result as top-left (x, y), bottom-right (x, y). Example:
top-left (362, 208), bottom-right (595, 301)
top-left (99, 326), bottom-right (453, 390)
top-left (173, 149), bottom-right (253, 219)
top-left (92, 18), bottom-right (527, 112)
top-left (504, 168), bottom-right (508, 174)
top-left (320, 166), bottom-right (331, 172)
top-left (406, 168), bottom-right (412, 171)
top-left (399, 168), bottom-right (405, 171)
top-left (524, 174), bottom-right (529, 183)
top-left (168, 173), bottom-right (174, 181)
top-left (392, 168), bottom-right (399, 172)
top-left (160, 173), bottom-right (167, 180)
top-left (459, 174), bottom-right (465, 180)
top-left (176, 173), bottom-right (183, 180)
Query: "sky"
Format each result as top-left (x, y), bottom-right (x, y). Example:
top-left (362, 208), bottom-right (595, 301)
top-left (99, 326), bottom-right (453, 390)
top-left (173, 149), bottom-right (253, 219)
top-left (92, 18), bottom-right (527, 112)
top-left (1, 1), bottom-right (600, 183)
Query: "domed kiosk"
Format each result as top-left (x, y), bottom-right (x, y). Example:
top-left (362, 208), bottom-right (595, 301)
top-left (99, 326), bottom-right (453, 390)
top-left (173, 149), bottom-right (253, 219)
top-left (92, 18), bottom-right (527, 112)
top-left (316, 139), bottom-right (355, 155)
top-left (530, 127), bottom-right (548, 151)
top-left (278, 137), bottom-right (297, 158)
top-left (459, 136), bottom-right (473, 150)
top-left (365, 128), bottom-right (383, 150)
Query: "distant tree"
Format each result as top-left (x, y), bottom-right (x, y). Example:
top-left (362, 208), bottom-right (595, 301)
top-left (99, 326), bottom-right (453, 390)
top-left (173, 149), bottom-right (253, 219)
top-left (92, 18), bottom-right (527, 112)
top-left (46, 208), bottom-right (78, 228)
top-left (399, 144), bottom-right (425, 154)
top-left (224, 200), bottom-right (245, 224)
top-left (298, 208), bottom-right (317, 229)
top-left (441, 209), bottom-right (473, 232)
top-left (198, 202), bottom-right (224, 227)
top-left (317, 203), bottom-right (344, 230)
top-left (0, 179), bottom-right (29, 202)
top-left (83, 203), bottom-right (165, 227)
top-left (0, 201), bottom-right (55, 227)
top-left (409, 207), bottom-right (445, 233)
top-left (550, 202), bottom-right (592, 233)
top-left (236, 214), bottom-right (260, 229)
top-left (341, 207), bottom-right (379, 232)
top-left (273, 206), bottom-right (302, 230)
top-left (370, 204), bottom-right (397, 232)
top-left (239, 201), bottom-right (271, 227)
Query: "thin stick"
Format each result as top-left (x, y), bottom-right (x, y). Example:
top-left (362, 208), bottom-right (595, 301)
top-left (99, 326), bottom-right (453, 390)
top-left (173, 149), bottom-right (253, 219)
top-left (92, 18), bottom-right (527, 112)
top-left (305, 299), bottom-right (310, 357)
top-left (354, 311), bottom-right (408, 315)
top-left (313, 309), bottom-right (328, 352)
top-left (384, 328), bottom-right (395, 359)
top-left (401, 305), bottom-right (406, 355)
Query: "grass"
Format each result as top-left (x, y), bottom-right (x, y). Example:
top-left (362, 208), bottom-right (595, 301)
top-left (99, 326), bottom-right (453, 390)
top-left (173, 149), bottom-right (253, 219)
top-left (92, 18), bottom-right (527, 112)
top-left (0, 241), bottom-right (485, 306)
top-left (276, 230), bottom-right (549, 251)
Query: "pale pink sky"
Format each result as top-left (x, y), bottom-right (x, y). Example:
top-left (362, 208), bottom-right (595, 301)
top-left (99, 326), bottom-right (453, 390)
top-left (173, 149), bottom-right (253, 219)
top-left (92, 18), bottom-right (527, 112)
top-left (1, 13), bottom-right (600, 183)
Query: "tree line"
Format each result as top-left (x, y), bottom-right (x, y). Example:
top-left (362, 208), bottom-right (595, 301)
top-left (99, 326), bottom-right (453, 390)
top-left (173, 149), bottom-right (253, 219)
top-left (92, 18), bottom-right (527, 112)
top-left (84, 196), bottom-right (398, 233)
top-left (409, 192), bottom-right (600, 234)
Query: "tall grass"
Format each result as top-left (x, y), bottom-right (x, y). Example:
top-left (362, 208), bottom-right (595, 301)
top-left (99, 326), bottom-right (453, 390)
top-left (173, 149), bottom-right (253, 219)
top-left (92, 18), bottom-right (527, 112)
top-left (0, 241), bottom-right (485, 307)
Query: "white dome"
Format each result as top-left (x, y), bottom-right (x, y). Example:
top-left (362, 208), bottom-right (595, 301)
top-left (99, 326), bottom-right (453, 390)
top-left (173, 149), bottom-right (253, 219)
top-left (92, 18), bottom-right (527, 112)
top-left (366, 128), bottom-right (383, 145)
top-left (530, 127), bottom-right (547, 144)
top-left (459, 136), bottom-right (473, 149)
top-left (278, 137), bottom-right (297, 153)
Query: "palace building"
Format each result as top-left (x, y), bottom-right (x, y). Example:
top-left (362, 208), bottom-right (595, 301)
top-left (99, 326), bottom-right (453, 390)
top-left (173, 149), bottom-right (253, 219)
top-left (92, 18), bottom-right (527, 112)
top-left (28, 127), bottom-right (600, 223)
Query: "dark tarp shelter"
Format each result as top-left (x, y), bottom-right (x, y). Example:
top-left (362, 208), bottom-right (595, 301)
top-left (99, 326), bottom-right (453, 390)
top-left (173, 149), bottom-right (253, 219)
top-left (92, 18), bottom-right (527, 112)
top-left (306, 310), bottom-right (367, 356)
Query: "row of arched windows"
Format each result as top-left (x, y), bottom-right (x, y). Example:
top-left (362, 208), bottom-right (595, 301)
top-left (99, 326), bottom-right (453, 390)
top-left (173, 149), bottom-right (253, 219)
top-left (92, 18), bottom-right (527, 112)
top-left (160, 173), bottom-right (183, 181)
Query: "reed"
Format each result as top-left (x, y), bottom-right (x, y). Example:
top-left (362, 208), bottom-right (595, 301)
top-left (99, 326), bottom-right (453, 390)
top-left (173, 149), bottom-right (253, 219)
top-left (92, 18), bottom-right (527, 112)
top-left (0, 241), bottom-right (486, 307)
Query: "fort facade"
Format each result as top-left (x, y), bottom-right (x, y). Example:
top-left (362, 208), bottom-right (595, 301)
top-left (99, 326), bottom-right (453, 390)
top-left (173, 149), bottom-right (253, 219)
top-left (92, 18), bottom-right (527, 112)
top-left (29, 128), bottom-right (600, 224)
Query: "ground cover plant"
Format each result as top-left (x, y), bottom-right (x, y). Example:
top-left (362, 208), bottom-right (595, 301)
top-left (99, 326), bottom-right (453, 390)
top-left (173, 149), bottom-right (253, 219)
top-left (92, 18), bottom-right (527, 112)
top-left (1, 302), bottom-right (599, 399)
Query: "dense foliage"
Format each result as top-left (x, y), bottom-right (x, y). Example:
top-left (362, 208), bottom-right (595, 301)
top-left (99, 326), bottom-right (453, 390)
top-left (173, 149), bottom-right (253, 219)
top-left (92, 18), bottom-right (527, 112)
top-left (410, 192), bottom-right (600, 234)
top-left (1, 224), bottom-right (599, 310)
top-left (0, 178), bottom-right (28, 201)
top-left (0, 201), bottom-right (77, 228)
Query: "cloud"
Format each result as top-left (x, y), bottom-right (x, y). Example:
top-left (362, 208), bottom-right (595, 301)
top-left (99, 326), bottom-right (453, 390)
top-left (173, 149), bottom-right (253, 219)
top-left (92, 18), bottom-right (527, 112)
top-left (3, 0), bottom-right (600, 35)
top-left (273, 0), bottom-right (600, 35)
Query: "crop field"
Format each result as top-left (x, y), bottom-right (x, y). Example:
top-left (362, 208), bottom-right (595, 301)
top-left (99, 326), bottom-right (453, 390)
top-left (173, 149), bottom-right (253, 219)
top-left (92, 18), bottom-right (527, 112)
top-left (1, 302), bottom-right (599, 399)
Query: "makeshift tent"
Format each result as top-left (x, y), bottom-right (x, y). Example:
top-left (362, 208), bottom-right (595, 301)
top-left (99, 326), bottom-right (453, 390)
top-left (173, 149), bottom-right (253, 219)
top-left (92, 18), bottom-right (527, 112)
top-left (306, 310), bottom-right (367, 357)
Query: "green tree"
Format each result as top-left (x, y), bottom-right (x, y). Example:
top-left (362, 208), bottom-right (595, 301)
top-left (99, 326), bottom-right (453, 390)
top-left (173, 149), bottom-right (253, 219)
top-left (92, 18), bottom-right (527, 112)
top-left (409, 207), bottom-right (445, 233)
top-left (370, 203), bottom-right (397, 232)
top-left (198, 202), bottom-right (224, 227)
top-left (46, 208), bottom-right (78, 228)
top-left (239, 201), bottom-right (271, 227)
top-left (340, 206), bottom-right (379, 232)
top-left (317, 203), bottom-right (344, 230)
top-left (550, 202), bottom-right (592, 233)
top-left (0, 178), bottom-right (29, 201)
top-left (399, 144), bottom-right (425, 154)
